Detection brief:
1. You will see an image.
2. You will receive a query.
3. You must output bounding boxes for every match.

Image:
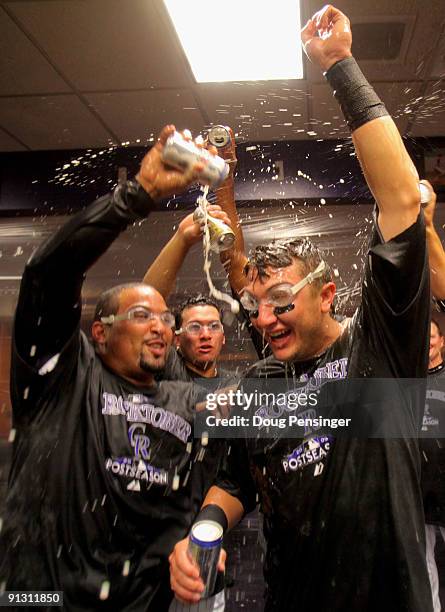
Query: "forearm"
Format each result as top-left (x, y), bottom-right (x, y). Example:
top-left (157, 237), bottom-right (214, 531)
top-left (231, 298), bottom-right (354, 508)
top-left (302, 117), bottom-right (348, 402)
top-left (202, 485), bottom-right (244, 530)
top-left (142, 231), bottom-right (190, 298)
top-left (216, 178), bottom-right (248, 293)
top-left (326, 57), bottom-right (419, 241)
top-left (427, 225), bottom-right (445, 299)
top-left (16, 181), bottom-right (155, 365)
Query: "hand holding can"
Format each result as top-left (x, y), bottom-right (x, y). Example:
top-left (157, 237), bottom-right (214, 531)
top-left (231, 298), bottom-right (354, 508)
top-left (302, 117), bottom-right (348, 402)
top-left (187, 520), bottom-right (223, 598)
top-left (161, 131), bottom-right (229, 189)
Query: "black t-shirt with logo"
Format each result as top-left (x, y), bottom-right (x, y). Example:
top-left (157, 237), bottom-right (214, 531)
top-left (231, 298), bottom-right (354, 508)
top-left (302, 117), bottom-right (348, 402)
top-left (0, 187), bottom-right (224, 611)
top-left (216, 214), bottom-right (433, 612)
top-left (421, 361), bottom-right (445, 526)
top-left (4, 332), bottom-right (206, 610)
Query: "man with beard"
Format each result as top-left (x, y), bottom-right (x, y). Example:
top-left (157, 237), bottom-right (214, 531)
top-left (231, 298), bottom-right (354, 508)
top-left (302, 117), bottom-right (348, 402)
top-left (0, 125), bottom-right (221, 610)
top-left (169, 6), bottom-right (433, 611)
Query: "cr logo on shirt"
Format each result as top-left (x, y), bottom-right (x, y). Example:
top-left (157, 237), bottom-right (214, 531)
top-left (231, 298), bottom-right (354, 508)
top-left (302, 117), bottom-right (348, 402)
top-left (128, 423), bottom-right (150, 459)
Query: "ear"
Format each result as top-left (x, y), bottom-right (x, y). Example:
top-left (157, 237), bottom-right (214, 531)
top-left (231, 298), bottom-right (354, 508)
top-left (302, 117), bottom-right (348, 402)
top-left (91, 321), bottom-right (108, 353)
top-left (319, 282), bottom-right (336, 314)
top-left (174, 333), bottom-right (181, 349)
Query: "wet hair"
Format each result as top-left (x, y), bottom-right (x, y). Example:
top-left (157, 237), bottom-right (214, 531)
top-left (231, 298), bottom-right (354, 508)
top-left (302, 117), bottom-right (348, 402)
top-left (244, 237), bottom-right (332, 289)
top-left (431, 318), bottom-right (443, 336)
top-left (93, 282), bottom-right (151, 322)
top-left (175, 295), bottom-right (222, 329)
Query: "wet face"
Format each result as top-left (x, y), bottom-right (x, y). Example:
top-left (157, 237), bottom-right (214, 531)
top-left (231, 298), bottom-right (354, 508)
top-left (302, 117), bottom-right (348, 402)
top-left (244, 262), bottom-right (332, 362)
top-left (429, 321), bottom-right (444, 366)
top-left (94, 286), bottom-right (174, 383)
top-left (176, 305), bottom-right (225, 370)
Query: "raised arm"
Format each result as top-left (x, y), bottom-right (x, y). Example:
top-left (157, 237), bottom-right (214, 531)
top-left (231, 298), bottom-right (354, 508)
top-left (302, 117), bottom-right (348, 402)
top-left (142, 205), bottom-right (231, 298)
top-left (301, 5), bottom-right (420, 242)
top-left (213, 129), bottom-right (249, 294)
top-left (422, 180), bottom-right (445, 299)
top-left (15, 125), bottom-right (201, 370)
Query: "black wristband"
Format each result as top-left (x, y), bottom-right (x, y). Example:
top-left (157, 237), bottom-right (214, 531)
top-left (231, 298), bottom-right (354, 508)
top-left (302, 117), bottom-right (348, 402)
top-left (193, 504), bottom-right (228, 534)
top-left (117, 180), bottom-right (156, 218)
top-left (325, 57), bottom-right (389, 132)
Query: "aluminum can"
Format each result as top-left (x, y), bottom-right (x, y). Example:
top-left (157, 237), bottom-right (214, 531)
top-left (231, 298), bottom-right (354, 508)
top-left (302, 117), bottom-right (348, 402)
top-left (188, 520), bottom-right (223, 598)
top-left (193, 206), bottom-right (235, 252)
top-left (419, 182), bottom-right (431, 206)
top-left (162, 131), bottom-right (229, 189)
top-left (208, 125), bottom-right (231, 149)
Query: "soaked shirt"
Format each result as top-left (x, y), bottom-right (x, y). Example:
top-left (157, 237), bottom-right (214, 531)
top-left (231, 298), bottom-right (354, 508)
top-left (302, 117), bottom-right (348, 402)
top-left (216, 213), bottom-right (433, 612)
top-left (421, 361), bottom-right (445, 526)
top-left (0, 184), bottom-right (214, 611)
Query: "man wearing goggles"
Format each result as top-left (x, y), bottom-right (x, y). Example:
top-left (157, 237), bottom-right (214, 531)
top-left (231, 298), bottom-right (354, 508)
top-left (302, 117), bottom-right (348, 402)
top-left (170, 6), bottom-right (432, 612)
top-left (164, 295), bottom-right (226, 381)
top-left (1, 125), bottom-right (225, 611)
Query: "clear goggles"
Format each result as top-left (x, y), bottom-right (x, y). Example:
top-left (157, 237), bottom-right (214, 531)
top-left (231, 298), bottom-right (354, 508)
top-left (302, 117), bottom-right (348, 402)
top-left (175, 321), bottom-right (224, 336)
top-left (240, 260), bottom-right (327, 318)
top-left (101, 306), bottom-right (175, 327)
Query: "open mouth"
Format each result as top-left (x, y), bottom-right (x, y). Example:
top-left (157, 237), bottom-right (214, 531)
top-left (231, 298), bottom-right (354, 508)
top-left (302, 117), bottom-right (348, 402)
top-left (267, 329), bottom-right (292, 348)
top-left (197, 344), bottom-right (213, 354)
top-left (145, 340), bottom-right (166, 357)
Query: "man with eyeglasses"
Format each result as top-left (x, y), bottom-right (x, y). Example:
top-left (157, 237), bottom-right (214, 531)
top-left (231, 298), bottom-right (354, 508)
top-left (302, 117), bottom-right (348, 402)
top-left (0, 126), bottom-right (226, 610)
top-left (169, 6), bottom-right (433, 611)
top-left (164, 296), bottom-right (227, 382)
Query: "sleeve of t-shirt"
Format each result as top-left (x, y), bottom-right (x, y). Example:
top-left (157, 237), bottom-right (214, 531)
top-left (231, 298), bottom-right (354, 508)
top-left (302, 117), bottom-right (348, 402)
top-left (359, 210), bottom-right (429, 378)
top-left (11, 182), bottom-right (156, 417)
top-left (214, 438), bottom-right (258, 515)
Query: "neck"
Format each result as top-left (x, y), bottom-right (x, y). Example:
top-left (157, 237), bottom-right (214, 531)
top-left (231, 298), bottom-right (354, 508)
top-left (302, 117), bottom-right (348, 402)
top-left (429, 355), bottom-right (443, 370)
top-left (311, 316), bottom-right (343, 359)
top-left (186, 360), bottom-right (218, 378)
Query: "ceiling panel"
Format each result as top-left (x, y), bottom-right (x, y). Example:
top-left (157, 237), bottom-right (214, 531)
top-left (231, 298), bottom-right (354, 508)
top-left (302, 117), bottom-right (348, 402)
top-left (0, 95), bottom-right (114, 150)
top-left (197, 82), bottom-right (309, 142)
top-left (0, 8), bottom-right (70, 95)
top-left (0, 0), bottom-right (443, 152)
top-left (85, 89), bottom-right (205, 144)
top-left (0, 127), bottom-right (26, 151)
top-left (303, 0), bottom-right (443, 83)
top-left (5, 0), bottom-right (192, 90)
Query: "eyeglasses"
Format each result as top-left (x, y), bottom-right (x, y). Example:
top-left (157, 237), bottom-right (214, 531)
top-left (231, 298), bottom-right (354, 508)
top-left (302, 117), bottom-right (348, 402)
top-left (101, 307), bottom-right (175, 327)
top-left (240, 260), bottom-right (327, 318)
top-left (175, 321), bottom-right (224, 336)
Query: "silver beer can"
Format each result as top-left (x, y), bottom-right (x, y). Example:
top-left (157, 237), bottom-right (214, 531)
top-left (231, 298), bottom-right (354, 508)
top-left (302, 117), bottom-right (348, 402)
top-left (208, 125), bottom-right (231, 149)
top-left (162, 131), bottom-right (229, 189)
top-left (188, 520), bottom-right (223, 598)
top-left (193, 206), bottom-right (235, 253)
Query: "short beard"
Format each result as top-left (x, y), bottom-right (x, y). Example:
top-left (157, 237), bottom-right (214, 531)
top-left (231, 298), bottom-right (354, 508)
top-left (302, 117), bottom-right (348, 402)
top-left (139, 354), bottom-right (166, 374)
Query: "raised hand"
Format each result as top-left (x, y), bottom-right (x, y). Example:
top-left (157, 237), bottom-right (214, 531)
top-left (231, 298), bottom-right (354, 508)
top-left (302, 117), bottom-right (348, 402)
top-left (301, 5), bottom-right (352, 72)
top-left (136, 125), bottom-right (204, 201)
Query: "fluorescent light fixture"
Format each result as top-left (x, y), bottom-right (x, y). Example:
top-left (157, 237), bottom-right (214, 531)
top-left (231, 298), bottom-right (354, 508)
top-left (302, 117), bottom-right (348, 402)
top-left (163, 0), bottom-right (303, 82)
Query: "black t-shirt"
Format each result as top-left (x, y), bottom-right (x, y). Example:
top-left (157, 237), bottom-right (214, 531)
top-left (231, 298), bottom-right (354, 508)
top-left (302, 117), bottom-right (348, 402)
top-left (216, 213), bottom-right (432, 612)
top-left (421, 362), bottom-right (445, 526)
top-left (162, 347), bottom-right (234, 385)
top-left (2, 330), bottom-right (211, 610)
top-left (0, 186), bottom-right (225, 612)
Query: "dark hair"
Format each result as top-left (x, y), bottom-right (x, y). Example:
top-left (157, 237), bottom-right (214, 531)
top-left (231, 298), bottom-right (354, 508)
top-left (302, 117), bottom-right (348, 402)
top-left (93, 282), bottom-right (151, 322)
top-left (244, 237), bottom-right (331, 289)
top-left (431, 318), bottom-right (443, 336)
top-left (175, 294), bottom-right (222, 329)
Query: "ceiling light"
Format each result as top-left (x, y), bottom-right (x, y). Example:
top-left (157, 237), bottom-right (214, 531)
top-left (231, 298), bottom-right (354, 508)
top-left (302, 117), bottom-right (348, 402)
top-left (164, 0), bottom-right (303, 82)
